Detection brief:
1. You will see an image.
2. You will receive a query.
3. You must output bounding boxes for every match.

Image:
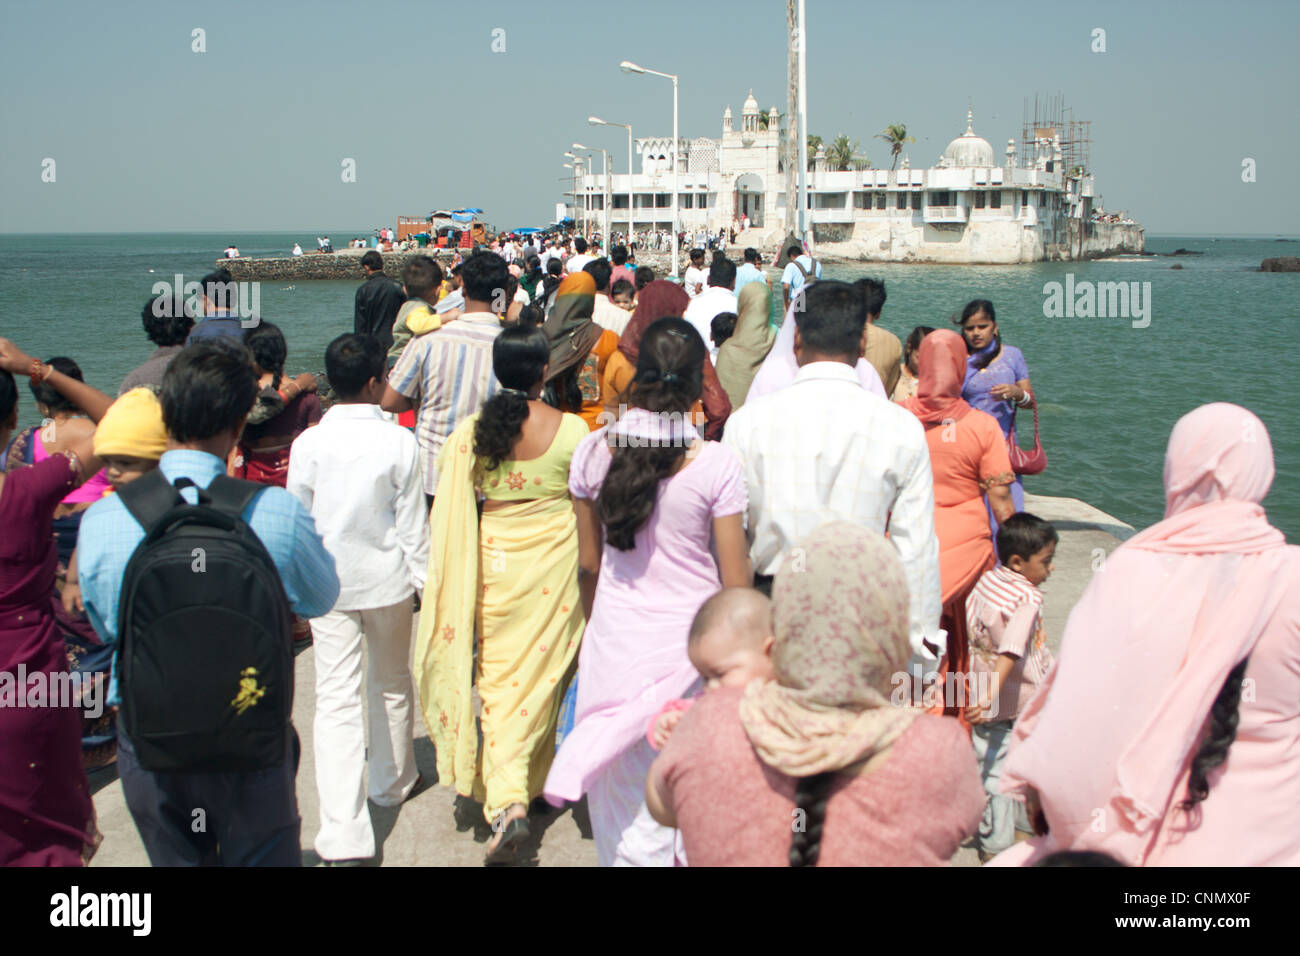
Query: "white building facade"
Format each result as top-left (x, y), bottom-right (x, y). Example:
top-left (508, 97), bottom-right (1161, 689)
top-left (565, 93), bottom-right (1143, 263)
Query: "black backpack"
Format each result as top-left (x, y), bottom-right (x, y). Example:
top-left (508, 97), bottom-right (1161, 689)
top-left (116, 469), bottom-right (294, 773)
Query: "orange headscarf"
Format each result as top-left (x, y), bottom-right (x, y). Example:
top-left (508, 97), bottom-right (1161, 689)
top-left (903, 328), bottom-right (971, 425)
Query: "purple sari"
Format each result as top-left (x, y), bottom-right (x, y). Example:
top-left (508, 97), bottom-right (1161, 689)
top-left (0, 456), bottom-right (98, 865)
top-left (962, 341), bottom-right (1030, 517)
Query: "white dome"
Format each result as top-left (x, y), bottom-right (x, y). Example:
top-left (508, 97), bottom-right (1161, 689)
top-left (942, 109), bottom-right (996, 168)
top-left (742, 89), bottom-right (759, 113)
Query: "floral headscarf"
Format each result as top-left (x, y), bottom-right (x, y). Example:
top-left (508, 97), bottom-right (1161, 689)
top-left (739, 522), bottom-right (920, 776)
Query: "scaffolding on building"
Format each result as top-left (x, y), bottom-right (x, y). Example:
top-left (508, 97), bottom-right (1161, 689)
top-left (1021, 93), bottom-right (1091, 176)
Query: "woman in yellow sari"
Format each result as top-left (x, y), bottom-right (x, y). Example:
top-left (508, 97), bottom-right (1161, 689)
top-left (414, 323), bottom-right (587, 864)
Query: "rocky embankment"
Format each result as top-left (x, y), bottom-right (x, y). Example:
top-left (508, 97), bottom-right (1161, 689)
top-left (1260, 257), bottom-right (1300, 272)
top-left (215, 248), bottom-right (457, 281)
top-left (217, 247), bottom-right (685, 280)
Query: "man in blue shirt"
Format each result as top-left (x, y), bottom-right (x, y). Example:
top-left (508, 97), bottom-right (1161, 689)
top-left (780, 243), bottom-right (823, 311)
top-left (734, 247), bottom-right (769, 295)
top-left (79, 338), bottom-right (339, 866)
top-left (186, 269), bottom-right (255, 343)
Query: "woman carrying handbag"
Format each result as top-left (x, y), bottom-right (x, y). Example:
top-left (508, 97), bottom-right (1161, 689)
top-left (955, 299), bottom-right (1045, 531)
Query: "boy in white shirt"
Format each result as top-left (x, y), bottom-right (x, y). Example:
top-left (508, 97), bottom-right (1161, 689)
top-left (683, 248), bottom-right (708, 298)
top-left (287, 332), bottom-right (429, 866)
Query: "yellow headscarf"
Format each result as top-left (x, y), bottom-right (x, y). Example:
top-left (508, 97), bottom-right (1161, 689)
top-left (93, 388), bottom-right (167, 460)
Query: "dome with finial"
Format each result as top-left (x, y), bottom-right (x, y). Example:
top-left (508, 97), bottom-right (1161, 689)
top-left (942, 107), bottom-right (996, 168)
top-left (742, 89), bottom-right (759, 114)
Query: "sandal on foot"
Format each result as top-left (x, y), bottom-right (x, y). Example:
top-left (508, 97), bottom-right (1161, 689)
top-left (484, 814), bottom-right (530, 865)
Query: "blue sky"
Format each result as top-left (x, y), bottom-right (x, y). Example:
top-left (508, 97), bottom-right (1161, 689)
top-left (1, 0), bottom-right (1296, 235)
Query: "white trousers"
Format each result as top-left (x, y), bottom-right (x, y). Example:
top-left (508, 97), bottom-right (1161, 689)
top-left (588, 738), bottom-right (685, 867)
top-left (311, 599), bottom-right (418, 861)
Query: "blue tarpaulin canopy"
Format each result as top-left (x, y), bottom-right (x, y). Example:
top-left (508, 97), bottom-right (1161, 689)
top-left (513, 227), bottom-right (541, 234)
top-left (449, 211), bottom-right (475, 223)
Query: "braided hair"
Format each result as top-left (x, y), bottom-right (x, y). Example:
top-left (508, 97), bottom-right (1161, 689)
top-left (1179, 657), bottom-right (1250, 812)
top-left (595, 317), bottom-right (705, 551)
top-left (472, 326), bottom-right (549, 472)
top-left (789, 772), bottom-right (835, 867)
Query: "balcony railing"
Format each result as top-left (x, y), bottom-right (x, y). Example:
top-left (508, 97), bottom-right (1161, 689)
top-left (923, 205), bottom-right (968, 223)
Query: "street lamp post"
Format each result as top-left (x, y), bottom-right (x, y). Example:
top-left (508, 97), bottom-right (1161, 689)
top-left (562, 162), bottom-right (578, 225)
top-left (590, 116), bottom-right (634, 250)
top-left (620, 60), bottom-right (679, 278)
top-left (565, 151), bottom-right (590, 237)
top-left (573, 143), bottom-right (609, 254)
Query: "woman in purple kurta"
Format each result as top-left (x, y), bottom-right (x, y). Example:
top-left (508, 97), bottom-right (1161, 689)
top-left (957, 300), bottom-right (1035, 518)
top-left (0, 381), bottom-right (100, 864)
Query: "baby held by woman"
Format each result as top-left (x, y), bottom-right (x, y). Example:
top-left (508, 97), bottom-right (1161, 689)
top-left (648, 588), bottom-right (776, 749)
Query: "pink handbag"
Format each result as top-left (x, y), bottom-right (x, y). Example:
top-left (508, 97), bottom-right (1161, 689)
top-left (1008, 400), bottom-right (1047, 476)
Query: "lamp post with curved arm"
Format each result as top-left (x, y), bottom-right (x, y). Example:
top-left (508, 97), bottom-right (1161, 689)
top-left (564, 151), bottom-right (589, 236)
top-left (620, 60), bottom-right (678, 278)
top-left (590, 116), bottom-right (634, 249)
top-left (573, 142), bottom-right (608, 253)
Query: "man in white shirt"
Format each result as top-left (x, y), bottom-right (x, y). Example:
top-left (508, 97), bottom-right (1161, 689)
top-left (780, 243), bottom-right (822, 311)
top-left (722, 279), bottom-right (943, 666)
top-left (683, 256), bottom-right (737, 363)
top-left (288, 332), bottom-right (428, 865)
top-left (583, 258), bottom-right (631, 336)
top-left (292, 243), bottom-right (303, 257)
top-left (682, 248), bottom-right (708, 299)
top-left (566, 236), bottom-right (595, 273)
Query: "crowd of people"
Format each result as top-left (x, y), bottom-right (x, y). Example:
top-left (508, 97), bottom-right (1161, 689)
top-left (1, 237), bottom-right (1296, 869)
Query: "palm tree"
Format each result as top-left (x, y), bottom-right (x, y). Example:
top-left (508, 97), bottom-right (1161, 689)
top-left (806, 134), bottom-right (823, 170)
top-left (826, 134), bottom-right (860, 172)
top-left (875, 124), bottom-right (916, 171)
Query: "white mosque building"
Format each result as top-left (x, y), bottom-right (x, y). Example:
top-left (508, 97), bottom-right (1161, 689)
top-left (564, 91), bottom-right (1143, 263)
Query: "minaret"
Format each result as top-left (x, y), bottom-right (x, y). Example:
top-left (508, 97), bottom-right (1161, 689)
top-left (723, 105), bottom-right (733, 134)
top-left (741, 88), bottom-right (759, 146)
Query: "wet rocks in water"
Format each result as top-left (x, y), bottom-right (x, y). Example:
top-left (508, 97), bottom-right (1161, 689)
top-left (1260, 257), bottom-right (1300, 272)
top-left (1171, 264), bottom-right (1184, 270)
top-left (1170, 248), bottom-right (1203, 256)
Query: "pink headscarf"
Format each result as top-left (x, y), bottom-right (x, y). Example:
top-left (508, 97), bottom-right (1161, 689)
top-left (997, 403), bottom-right (1291, 866)
top-left (903, 329), bottom-right (971, 426)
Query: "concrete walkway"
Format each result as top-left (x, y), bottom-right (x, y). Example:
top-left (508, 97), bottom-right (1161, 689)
top-left (88, 494), bottom-right (1130, 867)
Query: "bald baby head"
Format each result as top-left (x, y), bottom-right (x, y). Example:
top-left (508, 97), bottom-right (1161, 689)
top-left (688, 588), bottom-right (776, 691)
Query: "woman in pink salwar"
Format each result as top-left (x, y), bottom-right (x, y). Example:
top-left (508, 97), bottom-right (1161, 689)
top-left (992, 403), bottom-right (1300, 867)
top-left (544, 318), bottom-right (750, 866)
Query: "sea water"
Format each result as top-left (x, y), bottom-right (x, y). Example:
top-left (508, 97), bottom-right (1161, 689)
top-left (1, 231), bottom-right (1296, 540)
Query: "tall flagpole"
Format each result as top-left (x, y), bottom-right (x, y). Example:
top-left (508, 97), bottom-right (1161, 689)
top-left (785, 0), bottom-right (798, 239)
top-left (796, 0), bottom-right (810, 250)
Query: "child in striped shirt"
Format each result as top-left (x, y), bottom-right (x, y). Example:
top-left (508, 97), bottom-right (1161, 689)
top-left (966, 512), bottom-right (1058, 859)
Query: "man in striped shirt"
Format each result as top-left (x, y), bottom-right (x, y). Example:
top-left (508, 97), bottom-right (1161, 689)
top-left (382, 251), bottom-right (506, 501)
